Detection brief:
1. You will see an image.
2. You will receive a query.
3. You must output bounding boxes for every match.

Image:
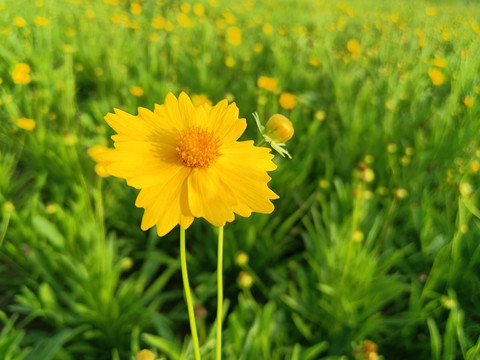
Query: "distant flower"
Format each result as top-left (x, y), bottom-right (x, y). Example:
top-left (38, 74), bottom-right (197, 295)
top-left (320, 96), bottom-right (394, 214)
top-left (17, 117), bottom-right (35, 131)
top-left (100, 92), bottom-right (278, 236)
top-left (191, 93), bottom-right (212, 106)
top-left (34, 16), bottom-right (50, 26)
top-left (279, 92), bottom-right (297, 110)
top-left (346, 39), bottom-right (361, 58)
top-left (152, 15), bottom-right (166, 29)
top-left (130, 85), bottom-right (144, 97)
top-left (226, 26), bottom-right (242, 45)
top-left (263, 23), bottom-right (273, 35)
top-left (257, 76), bottom-right (277, 92)
top-left (432, 58), bottom-right (446, 68)
top-left (12, 63), bottom-right (31, 85)
top-left (225, 56), bottom-right (235, 68)
top-left (130, 2), bottom-right (142, 15)
top-left (135, 349), bottom-right (155, 360)
top-left (13, 16), bottom-right (26, 27)
top-left (428, 68), bottom-right (445, 86)
top-left (463, 96), bottom-right (474, 107)
top-left (193, 3), bottom-right (204, 16)
top-left (426, 7), bottom-right (437, 16)
top-left (177, 13), bottom-right (194, 28)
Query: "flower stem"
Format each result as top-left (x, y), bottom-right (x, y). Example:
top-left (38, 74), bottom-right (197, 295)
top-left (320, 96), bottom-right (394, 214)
top-left (180, 226), bottom-right (201, 360)
top-left (216, 226), bottom-right (224, 360)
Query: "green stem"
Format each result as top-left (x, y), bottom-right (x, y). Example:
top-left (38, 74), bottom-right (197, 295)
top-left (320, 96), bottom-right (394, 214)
top-left (216, 226), bottom-right (224, 360)
top-left (180, 226), bottom-right (201, 360)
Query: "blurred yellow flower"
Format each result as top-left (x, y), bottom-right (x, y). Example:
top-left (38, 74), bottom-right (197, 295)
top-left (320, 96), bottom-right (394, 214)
top-left (100, 92), bottom-right (278, 236)
top-left (135, 349), bottom-right (155, 360)
top-left (426, 7), bottom-right (437, 16)
top-left (130, 2), bottom-right (142, 15)
top-left (474, 86), bottom-right (480, 95)
top-left (66, 27), bottom-right (76, 36)
top-left (193, 3), bottom-right (205, 16)
top-left (279, 92), bottom-right (298, 110)
top-left (181, 3), bottom-right (190, 13)
top-left (177, 13), bottom-right (194, 28)
top-left (226, 26), bottom-right (242, 46)
top-left (463, 96), bottom-right (474, 107)
top-left (17, 117), bottom-right (35, 131)
top-left (191, 93), bottom-right (212, 106)
top-left (428, 68), bottom-right (445, 86)
top-left (130, 85), bottom-right (144, 97)
top-left (433, 58), bottom-right (446, 68)
top-left (34, 16), bottom-right (50, 26)
top-left (347, 39), bottom-right (361, 58)
top-left (12, 63), bottom-right (32, 85)
top-left (315, 110), bottom-right (326, 121)
top-left (263, 23), bottom-right (273, 35)
top-left (0, 77), bottom-right (3, 84)
top-left (257, 76), bottom-right (277, 92)
top-left (14, 16), bottom-right (26, 27)
top-left (152, 15), bottom-right (166, 29)
top-left (253, 43), bottom-right (263, 53)
top-left (225, 56), bottom-right (235, 67)
top-left (238, 271), bottom-right (253, 289)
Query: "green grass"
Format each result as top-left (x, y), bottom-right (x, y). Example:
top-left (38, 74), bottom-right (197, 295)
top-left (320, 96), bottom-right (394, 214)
top-left (1, 0), bottom-right (480, 359)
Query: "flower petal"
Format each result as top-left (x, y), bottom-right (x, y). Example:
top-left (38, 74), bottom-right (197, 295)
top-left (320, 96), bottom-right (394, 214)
top-left (187, 167), bottom-right (236, 226)
top-left (204, 101), bottom-right (246, 144)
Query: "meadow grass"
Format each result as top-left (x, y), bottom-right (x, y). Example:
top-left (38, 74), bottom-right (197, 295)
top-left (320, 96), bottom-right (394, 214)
top-left (1, 0), bottom-right (480, 359)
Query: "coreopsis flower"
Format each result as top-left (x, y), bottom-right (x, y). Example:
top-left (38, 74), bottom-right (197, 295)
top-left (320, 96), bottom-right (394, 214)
top-left (129, 85), bottom-right (144, 97)
top-left (226, 26), bottom-right (242, 45)
top-left (257, 76), bottom-right (277, 92)
top-left (12, 63), bottom-right (31, 85)
top-left (17, 117), bottom-right (35, 130)
top-left (428, 68), bottom-right (445, 86)
top-left (34, 16), bottom-right (50, 26)
top-left (100, 92), bottom-right (278, 236)
top-left (88, 145), bottom-right (112, 178)
top-left (279, 92), bottom-right (297, 110)
top-left (346, 39), bottom-right (361, 58)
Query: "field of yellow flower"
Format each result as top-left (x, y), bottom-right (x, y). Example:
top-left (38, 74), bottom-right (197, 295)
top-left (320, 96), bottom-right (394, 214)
top-left (2, 0), bottom-right (480, 359)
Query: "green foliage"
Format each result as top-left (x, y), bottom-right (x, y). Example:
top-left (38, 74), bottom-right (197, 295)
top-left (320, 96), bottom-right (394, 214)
top-left (1, 0), bottom-right (480, 359)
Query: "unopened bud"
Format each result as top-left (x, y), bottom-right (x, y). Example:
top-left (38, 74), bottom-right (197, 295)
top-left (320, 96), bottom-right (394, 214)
top-left (135, 349), bottom-right (155, 360)
top-left (265, 114), bottom-right (294, 143)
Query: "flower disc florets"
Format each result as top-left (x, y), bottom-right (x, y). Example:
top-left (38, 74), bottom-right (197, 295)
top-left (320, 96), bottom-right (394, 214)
top-left (176, 126), bottom-right (221, 168)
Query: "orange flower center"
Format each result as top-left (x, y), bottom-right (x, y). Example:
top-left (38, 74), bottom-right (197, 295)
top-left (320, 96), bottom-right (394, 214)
top-left (176, 126), bottom-right (221, 168)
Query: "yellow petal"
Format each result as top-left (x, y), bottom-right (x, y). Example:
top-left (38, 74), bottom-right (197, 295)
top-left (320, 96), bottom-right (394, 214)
top-left (187, 167), bottom-right (236, 226)
top-left (204, 101), bottom-right (246, 144)
top-left (105, 109), bottom-right (155, 140)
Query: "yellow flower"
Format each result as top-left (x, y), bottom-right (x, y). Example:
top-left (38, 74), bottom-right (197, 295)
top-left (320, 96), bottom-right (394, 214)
top-left (88, 145), bottom-right (112, 178)
top-left (130, 85), bottom-right (144, 97)
top-left (101, 92), bottom-right (278, 236)
top-left (474, 86), bottom-right (480, 95)
top-left (191, 93), bottom-right (212, 106)
top-left (34, 16), bottom-right (50, 26)
top-left (177, 13), bottom-right (194, 28)
top-left (193, 3), bottom-right (204, 16)
top-left (346, 39), bottom-right (361, 58)
top-left (433, 58), bottom-right (446, 68)
top-left (463, 96), bottom-right (474, 107)
top-left (17, 117), bottom-right (36, 131)
top-left (12, 63), bottom-right (31, 85)
top-left (14, 16), bottom-right (26, 27)
top-left (257, 76), bottom-right (277, 92)
top-left (263, 23), bottom-right (273, 35)
top-left (130, 2), bottom-right (142, 15)
top-left (225, 56), bottom-right (235, 68)
top-left (279, 92), bottom-right (297, 110)
top-left (428, 68), bottom-right (444, 86)
top-left (426, 7), bottom-right (437, 16)
top-left (152, 15), bottom-right (165, 29)
top-left (226, 26), bottom-right (242, 46)
top-left (135, 349), bottom-right (155, 360)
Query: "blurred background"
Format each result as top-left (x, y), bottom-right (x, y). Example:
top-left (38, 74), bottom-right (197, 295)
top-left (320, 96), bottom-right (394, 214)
top-left (1, 0), bottom-right (480, 359)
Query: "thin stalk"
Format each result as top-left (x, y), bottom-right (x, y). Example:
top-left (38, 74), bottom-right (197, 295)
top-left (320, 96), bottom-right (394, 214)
top-left (180, 226), bottom-right (201, 360)
top-left (216, 226), bottom-right (224, 360)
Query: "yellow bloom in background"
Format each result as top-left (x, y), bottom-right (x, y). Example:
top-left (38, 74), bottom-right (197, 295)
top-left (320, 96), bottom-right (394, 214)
top-left (12, 63), bottom-right (32, 85)
top-left (152, 15), bottom-right (166, 29)
top-left (463, 96), bottom-right (474, 107)
top-left (100, 92), bottom-right (278, 236)
top-left (14, 16), bottom-right (26, 27)
top-left (346, 39), bottom-right (361, 58)
top-left (34, 16), bottom-right (50, 26)
top-left (130, 85), bottom-right (144, 97)
top-left (225, 56), bottom-right (235, 68)
top-left (253, 43), bottom-right (263, 53)
top-left (191, 93), bottom-right (212, 106)
top-left (226, 26), bottom-right (242, 46)
top-left (257, 76), bottom-right (277, 92)
top-left (88, 145), bottom-right (112, 178)
top-left (426, 7), bottom-right (437, 16)
top-left (17, 117), bottom-right (36, 131)
top-left (177, 13), bottom-right (194, 28)
top-left (428, 68), bottom-right (445, 86)
top-left (135, 349), bottom-right (155, 360)
top-left (130, 2), bottom-right (142, 15)
top-left (474, 86), bottom-right (480, 95)
top-left (279, 92), bottom-right (298, 110)
top-left (193, 3), bottom-right (205, 16)
top-left (263, 23), bottom-right (273, 35)
top-left (433, 58), bottom-right (446, 68)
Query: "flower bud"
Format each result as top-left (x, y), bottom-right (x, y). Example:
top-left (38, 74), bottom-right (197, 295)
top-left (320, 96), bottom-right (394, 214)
top-left (235, 251), bottom-right (249, 266)
top-left (264, 114), bottom-right (294, 143)
top-left (238, 271), bottom-right (254, 289)
top-left (135, 349), bottom-right (155, 360)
